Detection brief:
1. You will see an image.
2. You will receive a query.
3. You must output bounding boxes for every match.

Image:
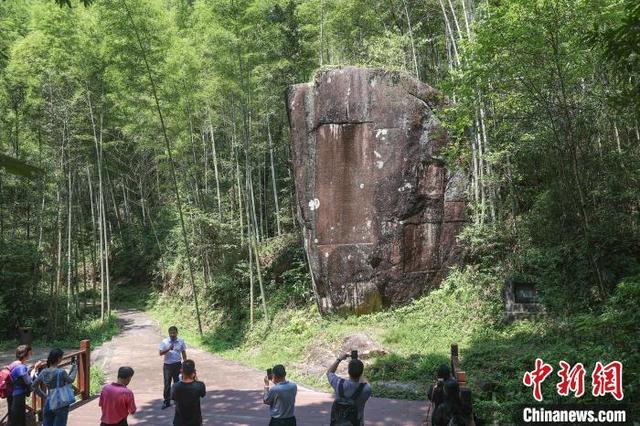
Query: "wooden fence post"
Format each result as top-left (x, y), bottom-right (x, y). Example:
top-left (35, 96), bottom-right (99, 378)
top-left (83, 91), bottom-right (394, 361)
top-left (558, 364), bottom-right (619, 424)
top-left (79, 339), bottom-right (91, 400)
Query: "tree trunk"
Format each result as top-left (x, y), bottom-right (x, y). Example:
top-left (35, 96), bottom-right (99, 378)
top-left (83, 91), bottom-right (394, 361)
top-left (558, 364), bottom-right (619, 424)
top-left (66, 153), bottom-right (73, 323)
top-left (86, 166), bottom-right (99, 315)
top-left (207, 112), bottom-right (223, 219)
top-left (402, 0), bottom-right (420, 79)
top-left (267, 117), bottom-right (281, 236)
top-left (87, 92), bottom-right (107, 321)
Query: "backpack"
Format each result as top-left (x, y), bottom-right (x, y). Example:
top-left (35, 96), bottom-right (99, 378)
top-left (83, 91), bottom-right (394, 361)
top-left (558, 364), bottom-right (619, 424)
top-left (330, 379), bottom-right (366, 426)
top-left (0, 365), bottom-right (14, 399)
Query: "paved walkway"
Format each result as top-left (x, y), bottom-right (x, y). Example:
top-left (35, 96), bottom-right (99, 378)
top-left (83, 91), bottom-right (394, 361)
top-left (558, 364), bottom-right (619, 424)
top-left (69, 310), bottom-right (426, 425)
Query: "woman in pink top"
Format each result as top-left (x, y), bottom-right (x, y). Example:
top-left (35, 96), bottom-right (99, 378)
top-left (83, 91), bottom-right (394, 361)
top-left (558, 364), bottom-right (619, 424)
top-left (99, 367), bottom-right (137, 426)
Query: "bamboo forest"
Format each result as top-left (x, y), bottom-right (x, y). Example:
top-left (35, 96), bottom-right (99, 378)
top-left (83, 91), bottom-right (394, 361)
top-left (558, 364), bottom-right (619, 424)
top-left (0, 0), bottom-right (638, 424)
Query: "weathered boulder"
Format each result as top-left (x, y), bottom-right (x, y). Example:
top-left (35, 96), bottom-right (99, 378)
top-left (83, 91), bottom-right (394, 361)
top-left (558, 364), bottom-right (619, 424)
top-left (340, 333), bottom-right (388, 359)
top-left (286, 67), bottom-right (466, 315)
top-left (295, 332), bottom-right (387, 378)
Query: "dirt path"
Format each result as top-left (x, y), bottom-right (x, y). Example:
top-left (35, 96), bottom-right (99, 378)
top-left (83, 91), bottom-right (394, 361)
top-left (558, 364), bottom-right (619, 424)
top-left (69, 310), bottom-right (426, 425)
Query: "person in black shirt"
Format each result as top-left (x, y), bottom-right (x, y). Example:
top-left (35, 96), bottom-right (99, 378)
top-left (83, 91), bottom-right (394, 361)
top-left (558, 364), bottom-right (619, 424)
top-left (171, 360), bottom-right (206, 426)
top-left (427, 364), bottom-right (451, 411)
top-left (432, 379), bottom-right (472, 426)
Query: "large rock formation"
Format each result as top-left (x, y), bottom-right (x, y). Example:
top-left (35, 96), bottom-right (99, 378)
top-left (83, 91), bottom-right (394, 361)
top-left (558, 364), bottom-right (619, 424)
top-left (286, 67), bottom-right (465, 315)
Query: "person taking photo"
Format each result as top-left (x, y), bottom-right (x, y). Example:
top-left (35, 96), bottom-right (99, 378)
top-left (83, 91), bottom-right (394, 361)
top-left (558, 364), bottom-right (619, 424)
top-left (327, 353), bottom-right (372, 426)
top-left (32, 348), bottom-right (78, 426)
top-left (263, 364), bottom-right (297, 426)
top-left (8, 345), bottom-right (44, 426)
top-left (171, 359), bottom-right (205, 426)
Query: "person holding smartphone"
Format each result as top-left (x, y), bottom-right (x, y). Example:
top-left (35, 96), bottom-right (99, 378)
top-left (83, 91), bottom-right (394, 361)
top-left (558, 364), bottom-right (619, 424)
top-left (263, 364), bottom-right (297, 426)
top-left (159, 326), bottom-right (187, 409)
top-left (171, 360), bottom-right (205, 426)
top-left (327, 352), bottom-right (372, 426)
top-left (32, 348), bottom-right (78, 426)
top-left (7, 345), bottom-right (45, 426)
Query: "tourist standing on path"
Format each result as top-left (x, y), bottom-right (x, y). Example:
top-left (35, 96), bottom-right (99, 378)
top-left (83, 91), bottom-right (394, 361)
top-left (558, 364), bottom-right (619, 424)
top-left (427, 364), bottom-right (451, 411)
top-left (171, 360), bottom-right (206, 426)
top-left (8, 345), bottom-right (44, 426)
top-left (263, 364), bottom-right (297, 426)
top-left (159, 326), bottom-right (187, 409)
top-left (327, 353), bottom-right (372, 426)
top-left (32, 348), bottom-right (78, 426)
top-left (99, 367), bottom-right (137, 426)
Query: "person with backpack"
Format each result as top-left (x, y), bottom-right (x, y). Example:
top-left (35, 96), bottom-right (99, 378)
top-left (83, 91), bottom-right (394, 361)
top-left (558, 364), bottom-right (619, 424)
top-left (427, 364), bottom-right (452, 412)
top-left (431, 379), bottom-right (474, 426)
top-left (262, 364), bottom-right (297, 426)
top-left (171, 359), bottom-right (205, 426)
top-left (5, 345), bottom-right (44, 426)
top-left (327, 353), bottom-right (372, 426)
top-left (0, 348), bottom-right (24, 424)
top-left (32, 348), bottom-right (78, 426)
top-left (99, 367), bottom-right (137, 426)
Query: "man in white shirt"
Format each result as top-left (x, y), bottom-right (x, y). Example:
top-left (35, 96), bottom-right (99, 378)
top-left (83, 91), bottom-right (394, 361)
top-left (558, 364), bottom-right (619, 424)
top-left (159, 325), bottom-right (187, 409)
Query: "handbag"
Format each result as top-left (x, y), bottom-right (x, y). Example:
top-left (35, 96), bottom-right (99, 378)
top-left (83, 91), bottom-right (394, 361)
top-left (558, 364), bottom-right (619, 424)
top-left (46, 369), bottom-right (75, 411)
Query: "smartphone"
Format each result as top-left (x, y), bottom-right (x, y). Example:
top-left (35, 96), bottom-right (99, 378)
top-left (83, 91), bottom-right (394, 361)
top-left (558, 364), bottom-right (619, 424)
top-left (267, 368), bottom-right (273, 380)
top-left (351, 350), bottom-right (358, 359)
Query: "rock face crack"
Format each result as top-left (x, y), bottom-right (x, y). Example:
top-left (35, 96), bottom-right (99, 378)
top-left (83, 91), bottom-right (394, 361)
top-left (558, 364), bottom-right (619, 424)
top-left (287, 66), bottom-right (466, 315)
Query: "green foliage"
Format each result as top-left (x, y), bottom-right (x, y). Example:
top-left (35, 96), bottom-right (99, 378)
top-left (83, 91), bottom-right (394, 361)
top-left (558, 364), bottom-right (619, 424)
top-left (464, 275), bottom-right (640, 420)
top-left (89, 364), bottom-right (105, 396)
top-left (44, 314), bottom-right (119, 349)
top-left (0, 237), bottom-right (39, 334)
top-left (446, 0), bottom-right (640, 314)
top-left (149, 267), bottom-right (640, 418)
top-left (149, 267), bottom-right (503, 399)
top-left (0, 0), bottom-right (638, 421)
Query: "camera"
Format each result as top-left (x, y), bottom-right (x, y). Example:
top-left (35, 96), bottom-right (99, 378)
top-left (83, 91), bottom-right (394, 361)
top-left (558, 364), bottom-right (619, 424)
top-left (267, 368), bottom-right (273, 380)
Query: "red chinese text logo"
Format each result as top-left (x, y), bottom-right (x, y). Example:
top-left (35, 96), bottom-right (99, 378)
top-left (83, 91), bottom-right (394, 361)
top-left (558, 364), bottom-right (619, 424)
top-left (557, 361), bottom-right (586, 397)
top-left (523, 358), bottom-right (554, 402)
top-left (592, 361), bottom-right (624, 400)
top-left (523, 359), bottom-right (624, 401)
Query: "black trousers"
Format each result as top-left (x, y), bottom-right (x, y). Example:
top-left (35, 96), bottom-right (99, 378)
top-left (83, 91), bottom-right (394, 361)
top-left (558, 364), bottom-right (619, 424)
top-left (6, 394), bottom-right (13, 421)
top-left (269, 417), bottom-right (297, 426)
top-left (9, 393), bottom-right (26, 426)
top-left (163, 362), bottom-right (181, 403)
top-left (100, 419), bottom-right (128, 426)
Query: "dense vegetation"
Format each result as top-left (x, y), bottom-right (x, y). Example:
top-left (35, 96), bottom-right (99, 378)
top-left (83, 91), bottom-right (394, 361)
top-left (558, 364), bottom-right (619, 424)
top-left (1, 0), bottom-right (638, 421)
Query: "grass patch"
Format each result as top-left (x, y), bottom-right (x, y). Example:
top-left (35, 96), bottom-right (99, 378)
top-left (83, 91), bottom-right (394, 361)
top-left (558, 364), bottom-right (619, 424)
top-left (90, 364), bottom-right (106, 396)
top-left (46, 314), bottom-right (120, 349)
top-left (0, 314), bottom-right (120, 356)
top-left (148, 268), bottom-right (504, 399)
top-left (147, 270), bottom-right (639, 421)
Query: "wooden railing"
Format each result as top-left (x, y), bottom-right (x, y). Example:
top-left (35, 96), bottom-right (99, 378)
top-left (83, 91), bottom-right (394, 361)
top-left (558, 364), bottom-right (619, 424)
top-left (0, 340), bottom-right (90, 426)
top-left (450, 343), bottom-right (467, 388)
top-left (450, 343), bottom-right (473, 413)
top-left (30, 339), bottom-right (91, 418)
